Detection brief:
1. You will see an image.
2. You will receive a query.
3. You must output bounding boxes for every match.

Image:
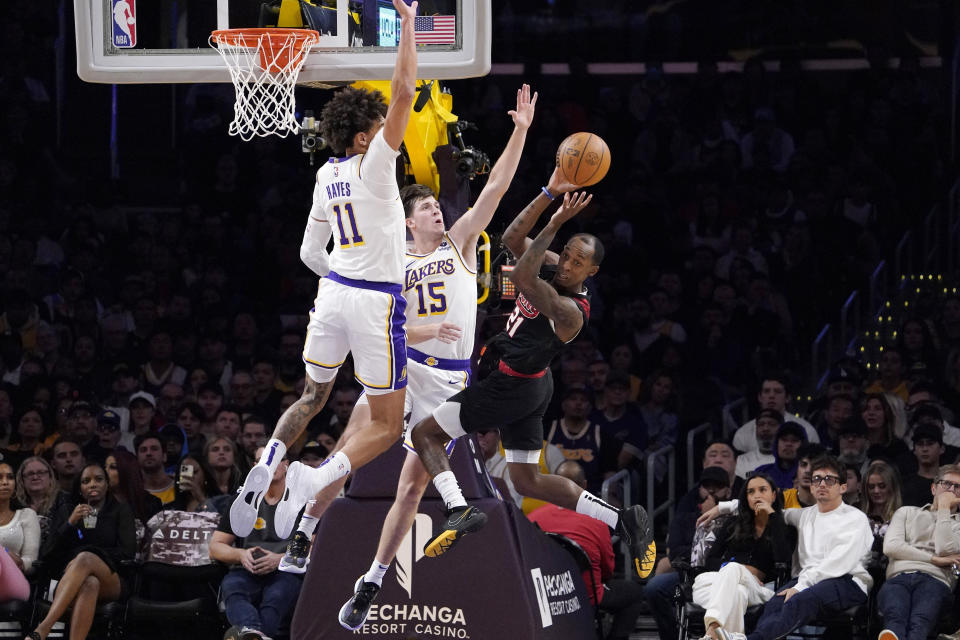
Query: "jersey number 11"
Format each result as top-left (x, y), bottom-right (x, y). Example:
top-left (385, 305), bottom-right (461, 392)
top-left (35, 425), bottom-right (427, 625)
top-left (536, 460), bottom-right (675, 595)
top-left (333, 203), bottom-right (364, 247)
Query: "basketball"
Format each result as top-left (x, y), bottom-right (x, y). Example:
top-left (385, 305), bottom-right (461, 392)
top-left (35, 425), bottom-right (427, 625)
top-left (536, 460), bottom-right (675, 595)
top-left (555, 132), bottom-right (611, 186)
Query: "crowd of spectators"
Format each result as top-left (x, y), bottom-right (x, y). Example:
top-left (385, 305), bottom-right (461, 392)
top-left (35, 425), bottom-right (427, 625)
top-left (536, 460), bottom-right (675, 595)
top-left (2, 3), bottom-right (960, 639)
top-left (493, 0), bottom-right (944, 63)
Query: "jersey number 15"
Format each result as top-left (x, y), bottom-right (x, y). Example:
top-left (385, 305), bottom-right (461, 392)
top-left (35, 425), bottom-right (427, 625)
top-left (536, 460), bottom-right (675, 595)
top-left (414, 282), bottom-right (447, 316)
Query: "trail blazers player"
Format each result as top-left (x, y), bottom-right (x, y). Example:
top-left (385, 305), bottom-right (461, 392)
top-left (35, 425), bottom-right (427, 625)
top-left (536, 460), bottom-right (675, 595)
top-left (410, 179), bottom-right (657, 579)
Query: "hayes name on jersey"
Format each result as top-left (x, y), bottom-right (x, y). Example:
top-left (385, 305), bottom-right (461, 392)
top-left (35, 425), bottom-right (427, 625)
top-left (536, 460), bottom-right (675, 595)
top-left (324, 181), bottom-right (352, 199)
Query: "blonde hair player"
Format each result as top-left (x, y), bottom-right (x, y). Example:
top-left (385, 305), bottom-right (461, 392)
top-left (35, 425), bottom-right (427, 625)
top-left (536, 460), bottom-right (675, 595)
top-left (229, 0), bottom-right (421, 539)
top-left (278, 85), bottom-right (541, 631)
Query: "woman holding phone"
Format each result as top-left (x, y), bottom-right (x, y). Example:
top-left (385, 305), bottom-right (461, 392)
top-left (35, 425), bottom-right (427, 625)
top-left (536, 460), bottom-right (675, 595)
top-left (169, 455), bottom-right (220, 512)
top-left (28, 463), bottom-right (136, 640)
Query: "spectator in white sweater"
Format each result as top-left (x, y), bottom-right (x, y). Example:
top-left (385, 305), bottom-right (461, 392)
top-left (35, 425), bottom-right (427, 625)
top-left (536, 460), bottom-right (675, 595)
top-left (877, 464), bottom-right (960, 640)
top-left (715, 454), bottom-right (873, 640)
top-left (0, 461), bottom-right (40, 571)
top-left (0, 461), bottom-right (40, 602)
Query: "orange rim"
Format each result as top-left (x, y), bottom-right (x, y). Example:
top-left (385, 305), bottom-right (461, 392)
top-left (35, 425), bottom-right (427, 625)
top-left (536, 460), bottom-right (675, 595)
top-left (211, 28), bottom-right (319, 72)
top-left (210, 28), bottom-right (320, 49)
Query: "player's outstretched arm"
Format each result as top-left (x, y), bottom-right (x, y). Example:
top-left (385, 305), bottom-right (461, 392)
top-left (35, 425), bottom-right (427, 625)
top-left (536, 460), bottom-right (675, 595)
top-left (448, 84), bottom-right (537, 252)
top-left (510, 192), bottom-right (592, 341)
top-left (382, 0), bottom-right (419, 151)
top-left (502, 167), bottom-right (580, 262)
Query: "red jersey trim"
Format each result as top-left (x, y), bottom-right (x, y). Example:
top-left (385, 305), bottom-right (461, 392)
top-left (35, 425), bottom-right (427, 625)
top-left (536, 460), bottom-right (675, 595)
top-left (498, 361), bottom-right (547, 378)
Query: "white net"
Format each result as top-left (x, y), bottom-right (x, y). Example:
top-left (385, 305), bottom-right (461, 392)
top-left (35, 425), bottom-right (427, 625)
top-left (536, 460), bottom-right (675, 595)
top-left (209, 29), bottom-right (320, 141)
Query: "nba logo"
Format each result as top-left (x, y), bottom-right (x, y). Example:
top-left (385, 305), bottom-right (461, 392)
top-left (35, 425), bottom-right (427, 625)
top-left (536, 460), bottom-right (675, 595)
top-left (112, 0), bottom-right (137, 48)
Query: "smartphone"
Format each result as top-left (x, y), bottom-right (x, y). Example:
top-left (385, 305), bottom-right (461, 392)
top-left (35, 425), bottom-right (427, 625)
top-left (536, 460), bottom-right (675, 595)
top-left (251, 548), bottom-right (266, 560)
top-left (178, 464), bottom-right (195, 492)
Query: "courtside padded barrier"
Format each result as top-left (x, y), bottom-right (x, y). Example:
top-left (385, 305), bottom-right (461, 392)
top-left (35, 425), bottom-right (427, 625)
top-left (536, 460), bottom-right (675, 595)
top-left (346, 437), bottom-right (498, 501)
top-left (292, 438), bottom-right (595, 640)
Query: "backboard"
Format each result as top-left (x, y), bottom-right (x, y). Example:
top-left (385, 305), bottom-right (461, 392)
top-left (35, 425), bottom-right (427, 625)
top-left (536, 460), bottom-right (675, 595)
top-left (75, 0), bottom-right (490, 84)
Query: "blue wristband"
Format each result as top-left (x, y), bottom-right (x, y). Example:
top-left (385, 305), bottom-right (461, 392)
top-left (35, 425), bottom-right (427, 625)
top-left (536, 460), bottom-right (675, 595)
top-left (541, 186), bottom-right (555, 200)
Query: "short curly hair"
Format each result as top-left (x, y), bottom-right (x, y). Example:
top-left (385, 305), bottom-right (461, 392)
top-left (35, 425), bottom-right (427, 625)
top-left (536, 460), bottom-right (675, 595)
top-left (319, 86), bottom-right (389, 155)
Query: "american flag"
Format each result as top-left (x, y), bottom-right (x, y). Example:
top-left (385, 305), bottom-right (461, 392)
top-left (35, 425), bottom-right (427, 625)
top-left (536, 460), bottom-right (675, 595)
top-left (414, 15), bottom-right (455, 45)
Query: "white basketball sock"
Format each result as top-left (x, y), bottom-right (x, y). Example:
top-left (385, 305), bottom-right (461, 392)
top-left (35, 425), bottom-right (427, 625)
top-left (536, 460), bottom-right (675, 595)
top-left (575, 490), bottom-right (620, 529)
top-left (433, 471), bottom-right (467, 511)
top-left (296, 509), bottom-right (320, 537)
top-left (258, 439), bottom-right (287, 473)
top-left (363, 560), bottom-right (390, 587)
top-left (306, 451), bottom-right (352, 494)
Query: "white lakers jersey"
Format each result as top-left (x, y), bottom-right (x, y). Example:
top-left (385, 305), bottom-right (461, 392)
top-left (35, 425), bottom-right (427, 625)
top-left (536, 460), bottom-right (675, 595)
top-left (404, 233), bottom-right (477, 360)
top-left (307, 130), bottom-right (405, 284)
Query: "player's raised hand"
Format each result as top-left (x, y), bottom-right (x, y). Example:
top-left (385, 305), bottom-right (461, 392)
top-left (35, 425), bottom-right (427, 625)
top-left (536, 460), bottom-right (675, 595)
top-left (508, 84), bottom-right (537, 131)
top-left (546, 166), bottom-right (582, 195)
top-left (550, 191), bottom-right (592, 227)
top-left (393, 0), bottom-right (417, 20)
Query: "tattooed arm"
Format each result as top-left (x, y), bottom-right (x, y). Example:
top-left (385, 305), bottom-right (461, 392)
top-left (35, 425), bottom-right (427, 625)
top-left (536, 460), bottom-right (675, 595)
top-left (510, 193), bottom-right (593, 342)
top-left (501, 167), bottom-right (580, 264)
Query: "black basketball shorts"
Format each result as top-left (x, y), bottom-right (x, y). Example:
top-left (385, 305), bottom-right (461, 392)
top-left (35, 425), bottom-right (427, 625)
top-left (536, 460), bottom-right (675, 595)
top-left (437, 368), bottom-right (553, 456)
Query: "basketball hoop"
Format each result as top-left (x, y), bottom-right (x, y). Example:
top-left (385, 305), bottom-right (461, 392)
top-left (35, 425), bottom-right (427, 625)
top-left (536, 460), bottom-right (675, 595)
top-left (209, 28), bottom-right (320, 141)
